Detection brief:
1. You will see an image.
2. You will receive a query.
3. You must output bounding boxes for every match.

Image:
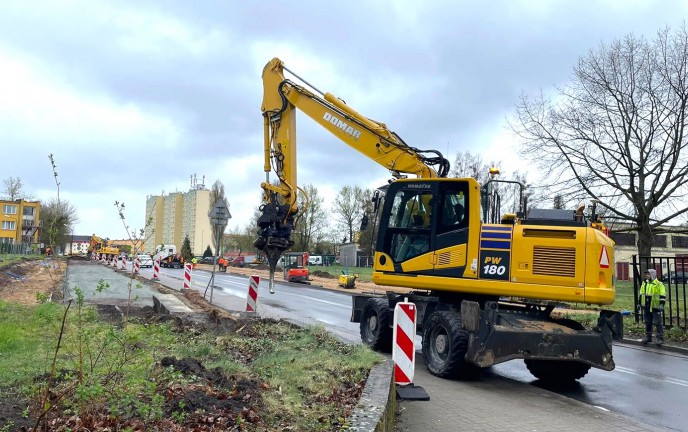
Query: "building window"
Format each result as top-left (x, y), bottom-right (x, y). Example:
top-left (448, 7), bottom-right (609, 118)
top-left (652, 235), bottom-right (667, 248)
top-left (3, 205), bottom-right (17, 215)
top-left (0, 237), bottom-right (14, 244)
top-left (610, 232), bottom-right (635, 246)
top-left (1, 221), bottom-right (16, 230)
top-left (672, 236), bottom-right (688, 249)
top-left (23, 206), bottom-right (35, 216)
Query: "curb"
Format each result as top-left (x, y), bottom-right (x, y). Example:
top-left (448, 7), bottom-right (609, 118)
top-left (617, 338), bottom-right (688, 355)
top-left (344, 359), bottom-right (395, 432)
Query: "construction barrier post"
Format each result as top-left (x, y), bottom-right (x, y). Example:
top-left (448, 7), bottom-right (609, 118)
top-left (246, 275), bottom-right (259, 313)
top-left (133, 258), bottom-right (140, 274)
top-left (152, 259), bottom-right (160, 280)
top-left (112, 257), bottom-right (117, 268)
top-left (183, 263), bottom-right (192, 289)
top-left (393, 300), bottom-right (417, 385)
top-left (122, 256), bottom-right (127, 270)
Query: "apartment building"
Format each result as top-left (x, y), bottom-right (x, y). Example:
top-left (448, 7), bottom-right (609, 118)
top-left (0, 198), bottom-right (41, 244)
top-left (143, 182), bottom-right (213, 256)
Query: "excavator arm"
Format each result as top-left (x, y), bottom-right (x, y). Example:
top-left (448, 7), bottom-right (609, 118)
top-left (254, 57), bottom-right (449, 291)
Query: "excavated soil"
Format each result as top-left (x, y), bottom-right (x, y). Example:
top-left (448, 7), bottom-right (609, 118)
top-left (0, 257), bottom-right (65, 304)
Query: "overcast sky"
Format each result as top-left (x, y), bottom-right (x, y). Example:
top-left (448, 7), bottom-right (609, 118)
top-left (2, 0), bottom-right (686, 241)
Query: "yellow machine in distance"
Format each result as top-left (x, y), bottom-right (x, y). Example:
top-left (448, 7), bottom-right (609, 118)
top-left (88, 234), bottom-right (119, 257)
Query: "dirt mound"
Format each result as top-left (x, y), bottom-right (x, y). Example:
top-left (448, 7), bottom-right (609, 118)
top-left (311, 270), bottom-right (336, 279)
top-left (0, 258), bottom-right (65, 303)
top-left (160, 356), bottom-right (235, 388)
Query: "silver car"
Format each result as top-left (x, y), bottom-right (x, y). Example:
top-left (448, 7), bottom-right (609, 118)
top-left (136, 254), bottom-right (153, 268)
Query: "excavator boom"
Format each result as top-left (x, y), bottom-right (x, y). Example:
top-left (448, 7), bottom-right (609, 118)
top-left (255, 58), bottom-right (449, 291)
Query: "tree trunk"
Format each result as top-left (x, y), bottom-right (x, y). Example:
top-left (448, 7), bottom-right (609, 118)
top-left (636, 219), bottom-right (654, 274)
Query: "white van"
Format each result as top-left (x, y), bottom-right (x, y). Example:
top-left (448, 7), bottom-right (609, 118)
top-left (307, 255), bottom-right (322, 266)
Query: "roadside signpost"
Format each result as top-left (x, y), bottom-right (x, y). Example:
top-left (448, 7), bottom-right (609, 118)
top-left (205, 198), bottom-right (231, 304)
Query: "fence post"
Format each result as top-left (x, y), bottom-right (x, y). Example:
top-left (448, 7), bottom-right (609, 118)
top-left (632, 254), bottom-right (639, 324)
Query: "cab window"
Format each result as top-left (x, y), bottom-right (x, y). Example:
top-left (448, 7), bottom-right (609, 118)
top-left (387, 191), bottom-right (433, 229)
top-left (386, 189), bottom-right (433, 262)
top-left (437, 182), bottom-right (469, 235)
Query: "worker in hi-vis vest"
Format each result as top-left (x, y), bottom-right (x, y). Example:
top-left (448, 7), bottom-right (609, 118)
top-left (638, 268), bottom-right (666, 345)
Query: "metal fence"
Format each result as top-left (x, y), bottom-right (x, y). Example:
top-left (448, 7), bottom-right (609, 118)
top-left (0, 241), bottom-right (42, 256)
top-left (632, 255), bottom-right (687, 330)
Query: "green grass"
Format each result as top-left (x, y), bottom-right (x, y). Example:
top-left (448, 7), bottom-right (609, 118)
top-left (0, 301), bottom-right (382, 430)
top-left (0, 255), bottom-right (43, 268)
top-left (309, 264), bottom-right (374, 282)
top-left (565, 279), bottom-right (686, 315)
top-left (0, 302), bottom-right (64, 385)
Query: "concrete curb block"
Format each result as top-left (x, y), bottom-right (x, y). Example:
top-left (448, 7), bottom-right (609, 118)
top-left (617, 338), bottom-right (688, 355)
top-left (343, 359), bottom-right (396, 432)
top-left (152, 295), bottom-right (169, 314)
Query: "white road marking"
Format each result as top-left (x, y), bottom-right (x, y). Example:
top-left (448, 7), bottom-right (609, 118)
top-left (615, 366), bottom-right (688, 388)
top-left (593, 406), bottom-right (610, 411)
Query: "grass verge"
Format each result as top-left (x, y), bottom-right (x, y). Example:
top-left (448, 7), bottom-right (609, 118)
top-left (0, 301), bottom-right (382, 431)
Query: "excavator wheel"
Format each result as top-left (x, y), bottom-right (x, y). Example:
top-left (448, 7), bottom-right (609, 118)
top-left (422, 310), bottom-right (476, 378)
top-left (360, 298), bottom-right (393, 352)
top-left (524, 359), bottom-right (590, 383)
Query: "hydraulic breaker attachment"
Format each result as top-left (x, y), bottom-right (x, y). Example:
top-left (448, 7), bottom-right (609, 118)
top-left (254, 191), bottom-right (294, 294)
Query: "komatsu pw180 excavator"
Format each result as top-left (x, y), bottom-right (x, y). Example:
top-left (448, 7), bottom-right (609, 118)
top-left (255, 58), bottom-right (622, 383)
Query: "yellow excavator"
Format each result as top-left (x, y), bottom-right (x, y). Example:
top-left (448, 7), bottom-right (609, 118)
top-left (88, 234), bottom-right (119, 258)
top-left (254, 58), bottom-right (622, 382)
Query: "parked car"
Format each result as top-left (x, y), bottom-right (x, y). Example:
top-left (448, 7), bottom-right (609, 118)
top-left (200, 256), bottom-right (217, 264)
top-left (670, 271), bottom-right (688, 283)
top-left (136, 254), bottom-right (153, 268)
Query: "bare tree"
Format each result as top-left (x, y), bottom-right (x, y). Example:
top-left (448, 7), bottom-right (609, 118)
top-left (209, 180), bottom-right (227, 255)
top-left (225, 225), bottom-right (257, 255)
top-left (293, 184), bottom-right (327, 252)
top-left (450, 151), bottom-right (538, 218)
top-left (449, 151), bottom-right (499, 183)
top-left (512, 26), bottom-right (688, 256)
top-left (333, 185), bottom-right (363, 243)
top-left (2, 176), bottom-right (33, 200)
top-left (356, 188), bottom-right (376, 258)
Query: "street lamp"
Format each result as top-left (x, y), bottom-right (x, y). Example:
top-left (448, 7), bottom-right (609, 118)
top-left (205, 198), bottom-right (231, 304)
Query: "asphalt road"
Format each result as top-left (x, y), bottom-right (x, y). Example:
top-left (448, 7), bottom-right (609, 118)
top-left (116, 263), bottom-right (688, 431)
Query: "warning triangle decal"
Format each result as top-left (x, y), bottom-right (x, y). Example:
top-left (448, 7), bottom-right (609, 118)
top-left (599, 245), bottom-right (610, 268)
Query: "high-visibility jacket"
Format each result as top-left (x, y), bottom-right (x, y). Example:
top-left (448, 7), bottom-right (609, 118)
top-left (639, 278), bottom-right (666, 309)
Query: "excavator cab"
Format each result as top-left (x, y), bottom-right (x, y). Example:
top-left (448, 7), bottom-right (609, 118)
top-left (283, 251), bottom-right (310, 283)
top-left (374, 178), bottom-right (474, 277)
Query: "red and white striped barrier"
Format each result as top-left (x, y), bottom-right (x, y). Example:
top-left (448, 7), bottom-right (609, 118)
top-left (246, 275), bottom-right (259, 312)
top-left (392, 300), bottom-right (417, 385)
top-left (152, 259), bottom-right (160, 280)
top-left (100, 254), bottom-right (105, 263)
top-left (183, 263), bottom-right (192, 289)
top-left (133, 258), bottom-right (140, 274)
top-left (121, 256), bottom-right (127, 270)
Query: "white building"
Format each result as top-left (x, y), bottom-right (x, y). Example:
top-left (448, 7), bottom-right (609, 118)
top-left (64, 235), bottom-right (92, 255)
